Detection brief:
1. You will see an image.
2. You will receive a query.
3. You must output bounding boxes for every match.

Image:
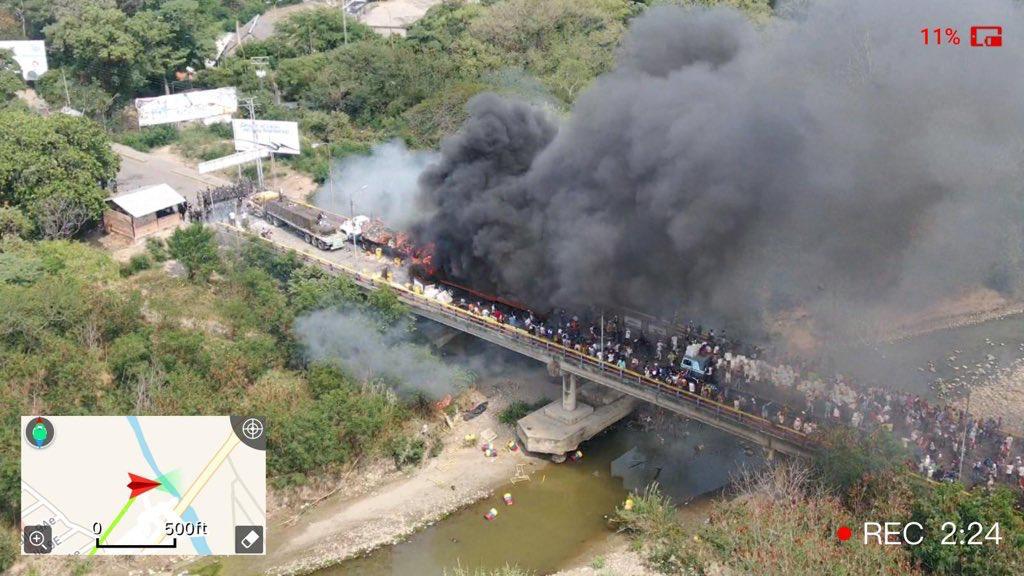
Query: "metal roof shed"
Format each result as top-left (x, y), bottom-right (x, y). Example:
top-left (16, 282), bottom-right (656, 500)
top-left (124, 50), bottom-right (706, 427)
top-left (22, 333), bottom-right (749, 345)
top-left (104, 184), bottom-right (188, 242)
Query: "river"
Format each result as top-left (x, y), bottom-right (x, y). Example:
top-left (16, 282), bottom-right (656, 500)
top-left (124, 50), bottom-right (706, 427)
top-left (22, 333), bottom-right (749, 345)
top-left (320, 315), bottom-right (1024, 576)
top-left (317, 418), bottom-right (763, 576)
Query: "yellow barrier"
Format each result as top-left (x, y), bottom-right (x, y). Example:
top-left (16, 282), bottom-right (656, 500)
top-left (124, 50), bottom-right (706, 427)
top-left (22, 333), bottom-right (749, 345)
top-left (219, 223), bottom-right (813, 447)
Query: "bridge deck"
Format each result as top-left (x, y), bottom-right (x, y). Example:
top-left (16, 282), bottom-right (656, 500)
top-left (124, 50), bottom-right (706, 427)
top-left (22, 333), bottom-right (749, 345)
top-left (219, 224), bottom-right (817, 458)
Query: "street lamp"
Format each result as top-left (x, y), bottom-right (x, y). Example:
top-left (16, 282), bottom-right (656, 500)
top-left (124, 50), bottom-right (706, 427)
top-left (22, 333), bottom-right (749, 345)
top-left (351, 184), bottom-right (367, 252)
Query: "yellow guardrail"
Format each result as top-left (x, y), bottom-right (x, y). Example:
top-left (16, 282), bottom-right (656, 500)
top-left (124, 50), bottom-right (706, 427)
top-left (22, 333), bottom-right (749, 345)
top-left (218, 223), bottom-right (815, 449)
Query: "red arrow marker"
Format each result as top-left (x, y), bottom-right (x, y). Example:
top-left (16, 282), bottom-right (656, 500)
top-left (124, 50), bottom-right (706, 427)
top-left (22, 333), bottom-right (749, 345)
top-left (127, 473), bottom-right (161, 498)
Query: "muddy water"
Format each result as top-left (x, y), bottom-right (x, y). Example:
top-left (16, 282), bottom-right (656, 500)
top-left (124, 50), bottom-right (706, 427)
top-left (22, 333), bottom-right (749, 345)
top-left (317, 420), bottom-right (763, 576)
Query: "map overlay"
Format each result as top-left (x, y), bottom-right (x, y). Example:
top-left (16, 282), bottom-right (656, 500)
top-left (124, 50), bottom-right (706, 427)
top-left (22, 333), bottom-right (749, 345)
top-left (21, 416), bottom-right (266, 556)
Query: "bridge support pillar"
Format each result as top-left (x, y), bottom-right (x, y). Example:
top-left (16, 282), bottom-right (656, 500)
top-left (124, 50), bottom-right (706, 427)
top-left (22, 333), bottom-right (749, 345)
top-left (562, 373), bottom-right (578, 412)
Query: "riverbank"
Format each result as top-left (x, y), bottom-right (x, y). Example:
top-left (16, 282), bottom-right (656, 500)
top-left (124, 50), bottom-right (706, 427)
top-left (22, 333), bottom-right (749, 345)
top-left (876, 290), bottom-right (1024, 345)
top-left (210, 388), bottom-right (550, 576)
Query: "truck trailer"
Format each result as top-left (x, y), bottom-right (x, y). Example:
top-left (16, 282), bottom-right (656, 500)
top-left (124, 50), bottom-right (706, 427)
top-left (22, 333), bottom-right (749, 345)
top-left (250, 193), bottom-right (350, 250)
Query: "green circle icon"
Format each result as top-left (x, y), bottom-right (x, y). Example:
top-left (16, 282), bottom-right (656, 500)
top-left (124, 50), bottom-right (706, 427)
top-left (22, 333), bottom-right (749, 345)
top-left (32, 424), bottom-right (47, 443)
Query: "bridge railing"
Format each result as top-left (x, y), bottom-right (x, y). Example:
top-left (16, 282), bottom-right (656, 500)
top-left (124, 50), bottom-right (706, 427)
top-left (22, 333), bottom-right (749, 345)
top-left (219, 224), bottom-right (817, 451)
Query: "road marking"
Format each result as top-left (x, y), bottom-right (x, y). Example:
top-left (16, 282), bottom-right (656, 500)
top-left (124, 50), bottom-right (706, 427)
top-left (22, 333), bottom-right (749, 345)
top-left (154, 431), bottom-right (241, 545)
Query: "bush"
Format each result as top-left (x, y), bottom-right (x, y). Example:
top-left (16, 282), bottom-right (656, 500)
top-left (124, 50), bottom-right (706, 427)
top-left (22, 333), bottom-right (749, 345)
top-left (443, 566), bottom-right (532, 576)
top-left (174, 125), bottom-right (233, 161)
top-left (115, 125), bottom-right (178, 151)
top-left (119, 253), bottom-right (153, 277)
top-left (0, 205), bottom-right (31, 239)
top-left (814, 426), bottom-right (909, 505)
top-left (0, 528), bottom-right (15, 573)
top-left (386, 435), bottom-right (425, 469)
top-left (146, 237), bottom-right (169, 262)
top-left (498, 399), bottom-right (548, 425)
top-left (908, 484), bottom-right (1024, 575)
top-left (167, 223), bottom-right (220, 282)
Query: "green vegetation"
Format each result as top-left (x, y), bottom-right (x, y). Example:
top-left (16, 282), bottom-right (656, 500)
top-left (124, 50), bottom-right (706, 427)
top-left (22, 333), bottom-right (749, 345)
top-left (0, 109), bottom-right (118, 238)
top-left (498, 399), bottom-right (549, 425)
top-left (0, 49), bottom-right (24, 107)
top-left (617, 470), bottom-right (920, 575)
top-left (0, 0), bottom-right (778, 185)
top-left (908, 484), bottom-right (1024, 575)
top-left (444, 565), bottom-right (533, 576)
top-left (386, 435), bottom-right (427, 469)
top-left (120, 253), bottom-right (154, 277)
top-left (616, 429), bottom-right (1024, 576)
top-left (0, 528), bottom-right (14, 572)
top-left (114, 124), bottom-right (178, 151)
top-left (167, 222), bottom-right (221, 281)
top-left (813, 427), bottom-right (911, 508)
top-left (0, 232), bottom-right (438, 523)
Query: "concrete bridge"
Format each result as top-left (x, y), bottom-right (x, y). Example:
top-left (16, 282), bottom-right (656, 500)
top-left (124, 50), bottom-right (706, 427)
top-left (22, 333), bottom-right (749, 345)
top-left (219, 225), bottom-right (818, 459)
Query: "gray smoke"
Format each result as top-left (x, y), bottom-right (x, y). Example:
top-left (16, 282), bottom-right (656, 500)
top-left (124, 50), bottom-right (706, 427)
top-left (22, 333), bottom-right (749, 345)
top-left (415, 0), bottom-right (1024, 338)
top-left (296, 309), bottom-right (471, 399)
top-left (314, 140), bottom-right (438, 229)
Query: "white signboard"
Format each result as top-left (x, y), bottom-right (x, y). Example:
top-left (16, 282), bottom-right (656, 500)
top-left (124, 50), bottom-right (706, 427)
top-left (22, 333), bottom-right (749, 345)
top-left (135, 87), bottom-right (238, 127)
top-left (197, 149), bottom-right (269, 174)
top-left (0, 40), bottom-right (47, 81)
top-left (232, 119), bottom-right (301, 155)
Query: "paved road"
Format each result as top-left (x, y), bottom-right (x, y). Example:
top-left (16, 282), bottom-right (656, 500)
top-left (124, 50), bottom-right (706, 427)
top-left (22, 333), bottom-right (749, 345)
top-left (218, 223), bottom-right (816, 458)
top-left (112, 143), bottom-right (230, 203)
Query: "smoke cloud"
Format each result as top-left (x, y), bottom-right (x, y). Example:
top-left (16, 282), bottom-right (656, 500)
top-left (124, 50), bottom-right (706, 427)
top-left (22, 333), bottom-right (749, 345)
top-left (296, 309), bottom-right (470, 399)
top-left (314, 140), bottom-right (438, 229)
top-left (415, 0), bottom-right (1024, 338)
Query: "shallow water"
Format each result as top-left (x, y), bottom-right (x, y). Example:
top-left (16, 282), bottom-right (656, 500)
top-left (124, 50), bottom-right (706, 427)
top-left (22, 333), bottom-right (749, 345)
top-left (316, 419), bottom-right (763, 576)
top-left (834, 314), bottom-right (1024, 395)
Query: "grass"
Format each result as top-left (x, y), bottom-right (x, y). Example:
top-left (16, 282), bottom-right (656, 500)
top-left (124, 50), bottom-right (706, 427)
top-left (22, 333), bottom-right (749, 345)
top-left (115, 125), bottom-right (178, 151)
top-left (498, 399), bottom-right (550, 425)
top-left (614, 466), bottom-right (923, 576)
top-left (443, 565), bottom-right (532, 576)
top-left (174, 124), bottom-right (235, 161)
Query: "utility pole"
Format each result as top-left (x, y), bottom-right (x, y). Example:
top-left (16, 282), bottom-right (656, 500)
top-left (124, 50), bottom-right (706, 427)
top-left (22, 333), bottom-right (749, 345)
top-left (351, 184), bottom-right (367, 253)
top-left (600, 309), bottom-right (605, 366)
top-left (342, 1), bottom-right (349, 46)
top-left (958, 387), bottom-right (971, 481)
top-left (242, 97), bottom-right (265, 189)
top-left (60, 68), bottom-right (71, 109)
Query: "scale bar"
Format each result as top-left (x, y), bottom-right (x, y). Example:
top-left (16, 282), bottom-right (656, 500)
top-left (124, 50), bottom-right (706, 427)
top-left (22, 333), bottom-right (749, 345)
top-left (95, 537), bottom-right (178, 549)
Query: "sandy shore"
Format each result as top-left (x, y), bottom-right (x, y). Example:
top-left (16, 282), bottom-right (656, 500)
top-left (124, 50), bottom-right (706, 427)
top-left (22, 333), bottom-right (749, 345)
top-left (257, 394), bottom-right (546, 575)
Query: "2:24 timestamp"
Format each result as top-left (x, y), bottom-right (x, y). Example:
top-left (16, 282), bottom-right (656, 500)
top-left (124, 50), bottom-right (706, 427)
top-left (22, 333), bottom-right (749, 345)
top-left (940, 522), bottom-right (1001, 546)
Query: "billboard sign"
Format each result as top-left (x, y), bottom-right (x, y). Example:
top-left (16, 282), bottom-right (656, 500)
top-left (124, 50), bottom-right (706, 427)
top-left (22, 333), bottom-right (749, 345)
top-left (232, 119), bottom-right (301, 155)
top-left (135, 87), bottom-right (238, 126)
top-left (0, 40), bottom-right (47, 81)
top-left (197, 149), bottom-right (269, 174)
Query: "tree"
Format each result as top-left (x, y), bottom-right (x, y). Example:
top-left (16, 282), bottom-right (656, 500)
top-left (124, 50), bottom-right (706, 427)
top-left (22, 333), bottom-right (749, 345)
top-left (0, 49), bottom-right (23, 105)
top-left (153, 0), bottom-right (219, 77)
top-left (0, 206), bottom-right (31, 239)
top-left (0, 109), bottom-right (119, 235)
top-left (35, 72), bottom-right (115, 118)
top-left (44, 3), bottom-right (144, 96)
top-left (33, 194), bottom-right (94, 239)
top-left (814, 426), bottom-right (909, 504)
top-left (908, 484), bottom-right (1024, 575)
top-left (274, 7), bottom-right (374, 56)
top-left (167, 223), bottom-right (220, 281)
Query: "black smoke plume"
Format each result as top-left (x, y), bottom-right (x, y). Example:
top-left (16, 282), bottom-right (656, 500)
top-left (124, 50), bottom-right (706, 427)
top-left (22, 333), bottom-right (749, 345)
top-left (416, 0), bottom-right (1024, 338)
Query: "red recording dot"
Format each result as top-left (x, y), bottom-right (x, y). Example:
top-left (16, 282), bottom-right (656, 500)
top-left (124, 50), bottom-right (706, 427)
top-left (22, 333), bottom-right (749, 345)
top-left (836, 526), bottom-right (853, 541)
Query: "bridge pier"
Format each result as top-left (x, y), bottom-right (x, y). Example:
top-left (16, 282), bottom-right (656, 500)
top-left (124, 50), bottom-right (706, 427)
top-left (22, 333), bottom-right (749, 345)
top-left (517, 373), bottom-right (636, 458)
top-left (562, 373), bottom-right (578, 412)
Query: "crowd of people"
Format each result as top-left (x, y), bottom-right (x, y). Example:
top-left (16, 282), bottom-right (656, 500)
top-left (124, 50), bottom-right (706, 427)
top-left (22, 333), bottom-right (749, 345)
top-left (453, 298), bottom-right (1023, 490)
